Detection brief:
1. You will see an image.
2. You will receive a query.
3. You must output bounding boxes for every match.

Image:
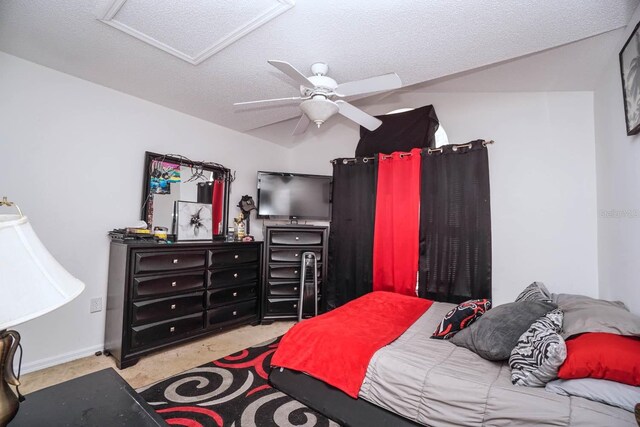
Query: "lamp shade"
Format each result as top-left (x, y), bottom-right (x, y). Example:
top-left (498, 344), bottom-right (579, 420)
top-left (0, 214), bottom-right (84, 330)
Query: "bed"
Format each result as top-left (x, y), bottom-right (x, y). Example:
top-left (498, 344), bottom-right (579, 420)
top-left (269, 292), bottom-right (636, 427)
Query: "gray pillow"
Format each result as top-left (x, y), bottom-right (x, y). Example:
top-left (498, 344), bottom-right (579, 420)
top-left (451, 300), bottom-right (557, 361)
top-left (510, 309), bottom-right (566, 387)
top-left (552, 293), bottom-right (640, 339)
top-left (515, 282), bottom-right (552, 302)
top-left (546, 378), bottom-right (640, 412)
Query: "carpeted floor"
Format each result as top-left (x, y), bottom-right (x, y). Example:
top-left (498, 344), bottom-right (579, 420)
top-left (137, 336), bottom-right (340, 427)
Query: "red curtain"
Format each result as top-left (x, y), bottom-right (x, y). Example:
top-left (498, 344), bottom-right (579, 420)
top-left (373, 148), bottom-right (422, 295)
top-left (212, 180), bottom-right (224, 235)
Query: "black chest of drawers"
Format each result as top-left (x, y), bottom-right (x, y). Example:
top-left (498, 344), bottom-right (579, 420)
top-left (261, 225), bottom-right (328, 322)
top-left (105, 241), bottom-right (262, 369)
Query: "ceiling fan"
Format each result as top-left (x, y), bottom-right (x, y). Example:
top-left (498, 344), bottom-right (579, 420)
top-left (234, 61), bottom-right (402, 135)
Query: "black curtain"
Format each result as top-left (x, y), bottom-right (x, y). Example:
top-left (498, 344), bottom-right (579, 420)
top-left (325, 158), bottom-right (377, 310)
top-left (355, 105), bottom-right (439, 156)
top-left (418, 140), bottom-right (492, 303)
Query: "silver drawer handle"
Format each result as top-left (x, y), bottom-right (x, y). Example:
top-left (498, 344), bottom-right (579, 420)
top-left (170, 304), bottom-right (176, 310)
top-left (169, 326), bottom-right (175, 332)
top-left (234, 254), bottom-right (239, 259)
top-left (233, 311), bottom-right (237, 316)
top-left (294, 253), bottom-right (299, 257)
top-left (293, 304), bottom-right (297, 308)
top-left (294, 270), bottom-right (298, 274)
top-left (233, 292), bottom-right (238, 297)
top-left (295, 236), bottom-right (299, 240)
top-left (233, 273), bottom-right (238, 278)
top-left (173, 259), bottom-right (179, 264)
top-left (171, 281), bottom-right (177, 287)
top-left (294, 287), bottom-right (298, 291)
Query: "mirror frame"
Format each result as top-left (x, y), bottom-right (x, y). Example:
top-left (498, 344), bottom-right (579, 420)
top-left (141, 151), bottom-right (231, 241)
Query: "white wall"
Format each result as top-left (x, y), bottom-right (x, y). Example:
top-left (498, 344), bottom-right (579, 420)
top-left (0, 52), bottom-right (291, 371)
top-left (287, 91), bottom-right (600, 306)
top-left (594, 5), bottom-right (640, 314)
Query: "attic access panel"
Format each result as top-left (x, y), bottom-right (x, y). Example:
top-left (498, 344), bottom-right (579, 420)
top-left (99, 0), bottom-right (294, 65)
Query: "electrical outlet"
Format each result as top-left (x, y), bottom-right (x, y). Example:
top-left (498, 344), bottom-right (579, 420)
top-left (90, 297), bottom-right (102, 313)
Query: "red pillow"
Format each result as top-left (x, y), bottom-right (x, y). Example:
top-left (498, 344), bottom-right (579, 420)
top-left (558, 332), bottom-right (640, 386)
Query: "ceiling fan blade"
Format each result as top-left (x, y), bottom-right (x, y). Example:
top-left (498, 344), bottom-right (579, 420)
top-left (292, 114), bottom-right (311, 136)
top-left (234, 96), bottom-right (306, 107)
top-left (336, 100), bottom-right (382, 131)
top-left (335, 73), bottom-right (402, 97)
top-left (268, 60), bottom-right (315, 88)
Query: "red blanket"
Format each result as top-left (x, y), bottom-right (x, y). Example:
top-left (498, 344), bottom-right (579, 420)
top-left (271, 291), bottom-right (433, 398)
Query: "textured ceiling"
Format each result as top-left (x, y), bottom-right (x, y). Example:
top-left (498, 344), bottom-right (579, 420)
top-left (0, 0), bottom-right (637, 145)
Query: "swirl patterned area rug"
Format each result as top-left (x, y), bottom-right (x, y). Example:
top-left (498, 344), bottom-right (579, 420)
top-left (136, 336), bottom-right (340, 427)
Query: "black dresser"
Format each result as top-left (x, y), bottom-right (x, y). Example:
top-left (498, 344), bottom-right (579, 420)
top-left (105, 240), bottom-right (261, 369)
top-left (261, 225), bottom-right (328, 322)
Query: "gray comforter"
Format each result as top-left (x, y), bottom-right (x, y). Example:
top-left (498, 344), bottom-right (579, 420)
top-left (359, 302), bottom-right (635, 426)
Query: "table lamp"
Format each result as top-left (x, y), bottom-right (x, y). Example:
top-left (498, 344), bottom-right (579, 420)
top-left (0, 197), bottom-right (85, 426)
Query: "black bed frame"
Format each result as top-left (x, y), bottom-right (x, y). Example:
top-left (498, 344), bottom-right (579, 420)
top-left (269, 367), bottom-right (422, 427)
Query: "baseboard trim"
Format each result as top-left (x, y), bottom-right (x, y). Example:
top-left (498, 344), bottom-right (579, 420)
top-left (21, 344), bottom-right (105, 374)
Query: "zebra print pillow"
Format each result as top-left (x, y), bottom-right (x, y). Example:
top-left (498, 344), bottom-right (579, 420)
top-left (515, 281), bottom-right (552, 302)
top-left (509, 309), bottom-right (566, 387)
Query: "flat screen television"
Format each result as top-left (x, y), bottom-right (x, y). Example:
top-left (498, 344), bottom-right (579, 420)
top-left (257, 171), bottom-right (332, 220)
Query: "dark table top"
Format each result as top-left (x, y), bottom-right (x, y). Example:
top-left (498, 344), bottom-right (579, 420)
top-left (11, 368), bottom-right (166, 426)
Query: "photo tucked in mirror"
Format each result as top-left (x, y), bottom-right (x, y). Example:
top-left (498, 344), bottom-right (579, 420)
top-left (142, 152), bottom-right (230, 241)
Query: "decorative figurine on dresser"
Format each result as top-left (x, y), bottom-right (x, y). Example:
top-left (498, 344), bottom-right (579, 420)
top-left (104, 153), bottom-right (262, 369)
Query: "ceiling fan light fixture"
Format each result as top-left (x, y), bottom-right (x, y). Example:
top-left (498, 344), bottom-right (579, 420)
top-left (300, 98), bottom-right (339, 128)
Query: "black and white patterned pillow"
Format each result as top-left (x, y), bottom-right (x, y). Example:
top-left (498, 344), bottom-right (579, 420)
top-left (515, 282), bottom-right (552, 302)
top-left (509, 309), bottom-right (566, 387)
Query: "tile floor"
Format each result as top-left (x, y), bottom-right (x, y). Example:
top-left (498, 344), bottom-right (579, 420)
top-left (19, 321), bottom-right (295, 394)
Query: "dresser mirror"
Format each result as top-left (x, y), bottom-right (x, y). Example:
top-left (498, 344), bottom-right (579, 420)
top-left (141, 152), bottom-right (230, 240)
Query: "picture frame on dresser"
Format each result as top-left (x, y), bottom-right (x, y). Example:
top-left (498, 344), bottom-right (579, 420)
top-left (174, 201), bottom-right (213, 241)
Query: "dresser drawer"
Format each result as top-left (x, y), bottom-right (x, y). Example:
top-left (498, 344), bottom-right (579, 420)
top-left (130, 313), bottom-right (203, 349)
top-left (207, 284), bottom-right (257, 307)
top-left (209, 246), bottom-right (259, 267)
top-left (270, 230), bottom-right (323, 246)
top-left (131, 292), bottom-right (204, 326)
top-left (133, 272), bottom-right (206, 299)
top-left (268, 264), bottom-right (322, 280)
top-left (265, 298), bottom-right (299, 316)
top-left (208, 265), bottom-right (258, 288)
top-left (269, 248), bottom-right (322, 263)
top-left (267, 280), bottom-right (323, 297)
top-left (134, 251), bottom-right (206, 274)
top-left (207, 300), bottom-right (257, 326)
top-left (267, 281), bottom-right (300, 297)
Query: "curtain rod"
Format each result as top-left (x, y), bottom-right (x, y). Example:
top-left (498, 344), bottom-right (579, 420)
top-left (330, 140), bottom-right (495, 164)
